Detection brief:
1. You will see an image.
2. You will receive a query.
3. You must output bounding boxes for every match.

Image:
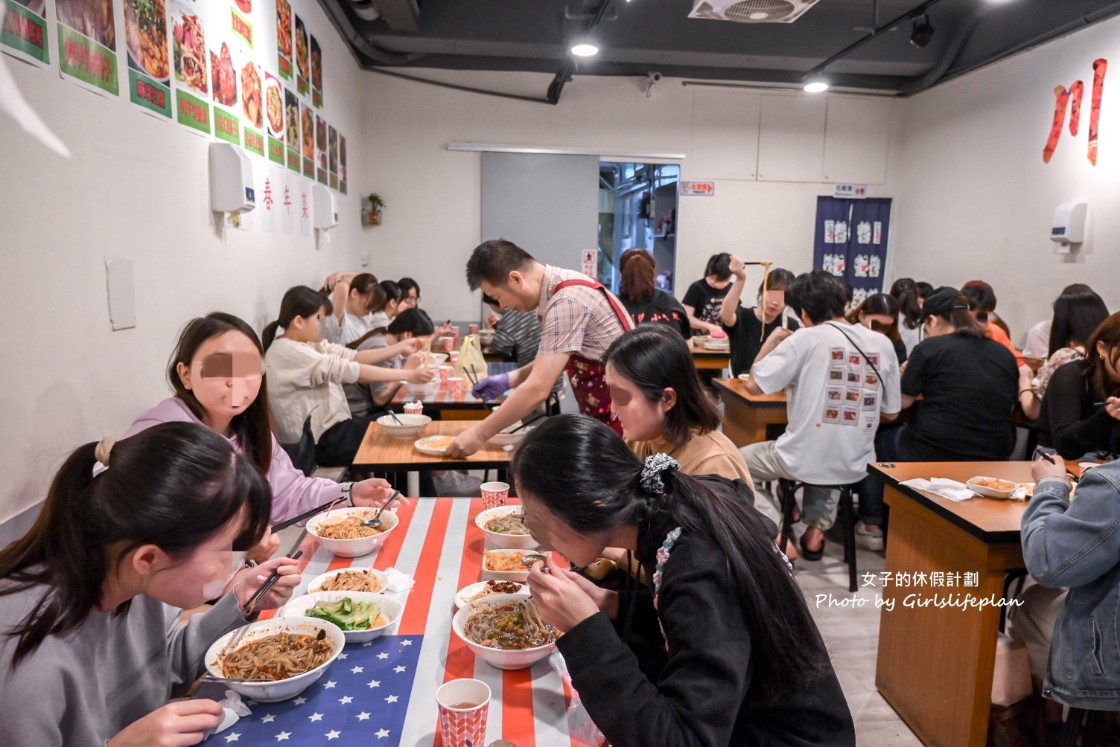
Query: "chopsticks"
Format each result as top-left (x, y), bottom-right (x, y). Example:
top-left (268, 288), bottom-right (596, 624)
top-left (463, 366), bottom-right (479, 388)
top-left (270, 495), bottom-right (348, 533)
top-left (508, 413), bottom-right (545, 434)
top-left (242, 549), bottom-right (302, 617)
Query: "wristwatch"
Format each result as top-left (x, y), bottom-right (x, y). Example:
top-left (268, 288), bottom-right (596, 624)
top-left (340, 482), bottom-right (355, 506)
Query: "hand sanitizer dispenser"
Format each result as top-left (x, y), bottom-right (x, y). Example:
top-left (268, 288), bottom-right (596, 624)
top-left (313, 183), bottom-right (338, 229)
top-left (1051, 202), bottom-right (1087, 250)
top-left (209, 142), bottom-right (256, 213)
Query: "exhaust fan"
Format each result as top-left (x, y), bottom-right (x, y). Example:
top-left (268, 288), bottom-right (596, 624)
top-left (689, 0), bottom-right (823, 24)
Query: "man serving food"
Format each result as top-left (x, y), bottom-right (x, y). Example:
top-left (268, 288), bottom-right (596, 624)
top-left (445, 239), bottom-right (632, 457)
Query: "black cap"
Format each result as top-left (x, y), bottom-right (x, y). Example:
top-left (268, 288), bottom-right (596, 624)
top-left (921, 286), bottom-right (970, 320)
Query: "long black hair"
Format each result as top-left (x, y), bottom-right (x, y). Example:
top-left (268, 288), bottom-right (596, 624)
top-left (511, 414), bottom-right (829, 700)
top-left (169, 313), bottom-right (273, 475)
top-left (262, 286), bottom-right (331, 350)
top-left (0, 422), bottom-right (271, 666)
top-left (603, 325), bottom-right (720, 444)
top-left (1049, 284), bottom-right (1108, 357)
top-left (890, 277), bottom-right (922, 331)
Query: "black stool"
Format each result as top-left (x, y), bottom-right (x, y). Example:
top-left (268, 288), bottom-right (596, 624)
top-left (777, 479), bottom-right (859, 592)
top-left (1059, 707), bottom-right (1117, 746)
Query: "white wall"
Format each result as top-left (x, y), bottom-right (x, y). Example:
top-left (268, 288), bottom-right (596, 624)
top-left (359, 70), bottom-right (901, 319)
top-left (0, 1), bottom-right (366, 523)
top-left (891, 15), bottom-right (1120, 338)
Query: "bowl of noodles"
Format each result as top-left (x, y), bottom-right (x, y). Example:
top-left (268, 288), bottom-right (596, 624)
top-left (280, 591), bottom-right (403, 643)
top-left (475, 505), bottom-right (538, 550)
top-left (452, 593), bottom-right (559, 669)
top-left (204, 616), bottom-right (344, 701)
top-left (306, 507), bottom-right (398, 558)
top-left (309, 566), bottom-right (389, 595)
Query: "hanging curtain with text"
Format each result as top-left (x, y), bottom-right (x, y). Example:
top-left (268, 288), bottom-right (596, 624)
top-left (813, 197), bottom-right (893, 309)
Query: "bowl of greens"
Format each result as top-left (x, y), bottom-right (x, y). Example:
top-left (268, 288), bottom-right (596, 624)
top-left (279, 591), bottom-right (403, 644)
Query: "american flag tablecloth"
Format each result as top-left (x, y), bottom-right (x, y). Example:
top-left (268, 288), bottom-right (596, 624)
top-left (202, 498), bottom-right (601, 747)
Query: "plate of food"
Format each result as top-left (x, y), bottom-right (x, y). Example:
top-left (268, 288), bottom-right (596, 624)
top-left (308, 566), bottom-right (388, 594)
top-left (454, 579), bottom-right (526, 609)
top-left (414, 434), bottom-right (456, 456)
top-left (124, 0), bottom-right (170, 84)
top-left (966, 476), bottom-right (1020, 500)
top-left (280, 591), bottom-right (403, 643)
top-left (306, 507), bottom-right (398, 557)
top-left (264, 75), bottom-right (284, 137)
top-left (482, 549), bottom-right (547, 582)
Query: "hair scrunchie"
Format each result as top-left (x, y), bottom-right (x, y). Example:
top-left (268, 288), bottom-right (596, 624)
top-left (92, 436), bottom-right (115, 478)
top-left (640, 453), bottom-right (680, 496)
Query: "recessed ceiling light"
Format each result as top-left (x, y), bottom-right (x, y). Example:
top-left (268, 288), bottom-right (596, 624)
top-left (570, 41), bottom-right (599, 57)
top-left (749, 11), bottom-right (769, 20)
top-left (803, 80), bottom-right (829, 93)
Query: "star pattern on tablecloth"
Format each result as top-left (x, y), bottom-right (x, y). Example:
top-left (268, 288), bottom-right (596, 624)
top-left (309, 712), bottom-right (324, 722)
top-left (357, 712), bottom-right (371, 721)
top-left (337, 653), bottom-right (348, 660)
top-left (224, 733), bottom-right (240, 742)
top-left (377, 652), bottom-right (389, 660)
top-left (324, 680), bottom-right (337, 689)
top-left (326, 730), bottom-right (341, 740)
top-left (384, 694), bottom-right (398, 704)
top-left (376, 728), bottom-right (391, 739)
top-left (275, 731), bottom-right (291, 741)
top-left (339, 695), bottom-right (353, 705)
top-left (367, 679), bottom-right (381, 688)
top-left (393, 665), bottom-right (406, 673)
top-left (351, 665), bottom-right (364, 674)
top-left (260, 714), bottom-right (275, 723)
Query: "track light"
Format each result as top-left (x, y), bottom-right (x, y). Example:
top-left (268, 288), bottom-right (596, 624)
top-left (910, 15), bottom-right (934, 48)
top-left (803, 78), bottom-right (829, 93)
top-left (570, 38), bottom-right (600, 57)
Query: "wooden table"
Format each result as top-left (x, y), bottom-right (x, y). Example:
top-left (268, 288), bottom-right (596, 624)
top-left (391, 380), bottom-right (500, 421)
top-left (870, 461), bottom-right (1075, 747)
top-left (202, 498), bottom-right (592, 746)
top-left (353, 420), bottom-right (513, 495)
top-left (691, 346), bottom-right (730, 371)
top-left (712, 377), bottom-right (787, 447)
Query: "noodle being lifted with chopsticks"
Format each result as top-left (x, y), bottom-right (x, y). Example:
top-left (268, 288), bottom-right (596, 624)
top-left (222, 632), bottom-right (333, 680)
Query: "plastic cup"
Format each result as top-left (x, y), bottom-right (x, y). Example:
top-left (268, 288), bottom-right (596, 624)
top-left (440, 335), bottom-right (455, 352)
top-left (403, 401), bottom-right (423, 415)
top-left (447, 377), bottom-right (464, 400)
top-left (439, 365), bottom-right (455, 382)
top-left (468, 324), bottom-right (479, 334)
top-left (436, 678), bottom-right (490, 747)
top-left (480, 481), bottom-right (509, 510)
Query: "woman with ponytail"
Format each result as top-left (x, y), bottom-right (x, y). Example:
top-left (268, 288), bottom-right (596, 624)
top-left (0, 422), bottom-right (300, 746)
top-left (514, 414), bottom-right (854, 747)
top-left (263, 286), bottom-right (435, 466)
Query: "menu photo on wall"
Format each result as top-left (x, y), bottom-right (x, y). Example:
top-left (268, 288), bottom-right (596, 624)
top-left (339, 133), bottom-right (347, 194)
top-left (315, 112), bottom-right (327, 185)
top-left (293, 11), bottom-right (306, 94)
top-left (210, 38), bottom-right (240, 145)
top-left (300, 101), bottom-right (313, 177)
top-left (170, 0), bottom-right (209, 135)
top-left (2, 0), bottom-right (50, 67)
top-left (241, 58), bottom-right (265, 156)
top-left (124, 0), bottom-right (172, 119)
top-left (264, 71), bottom-right (284, 164)
top-left (284, 86), bottom-right (299, 171)
top-left (56, 0), bottom-right (119, 97)
top-left (275, 0), bottom-right (290, 79)
top-left (309, 32), bottom-right (321, 107)
top-left (327, 123), bottom-right (337, 189)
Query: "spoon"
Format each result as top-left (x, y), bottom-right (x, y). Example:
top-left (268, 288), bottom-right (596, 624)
top-left (362, 490), bottom-right (401, 528)
top-left (520, 553), bottom-right (548, 569)
top-left (386, 410), bottom-right (405, 425)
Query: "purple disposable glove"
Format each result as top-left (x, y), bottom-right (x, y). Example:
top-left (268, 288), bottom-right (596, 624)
top-left (472, 372), bottom-right (511, 400)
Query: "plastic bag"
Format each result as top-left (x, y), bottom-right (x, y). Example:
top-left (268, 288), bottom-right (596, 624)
top-left (455, 334), bottom-right (489, 382)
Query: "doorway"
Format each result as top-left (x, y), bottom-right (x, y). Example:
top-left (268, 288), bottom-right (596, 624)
top-left (597, 162), bottom-right (680, 293)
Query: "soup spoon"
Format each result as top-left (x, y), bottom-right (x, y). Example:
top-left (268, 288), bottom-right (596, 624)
top-left (520, 553), bottom-right (548, 569)
top-left (361, 490), bottom-right (401, 529)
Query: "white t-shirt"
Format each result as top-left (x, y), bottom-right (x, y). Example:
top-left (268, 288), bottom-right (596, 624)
top-left (321, 311), bottom-right (378, 345)
top-left (1022, 319), bottom-right (1051, 359)
top-left (751, 321), bottom-right (902, 485)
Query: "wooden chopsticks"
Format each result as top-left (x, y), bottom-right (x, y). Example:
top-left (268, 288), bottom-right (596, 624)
top-left (241, 549), bottom-right (303, 617)
top-left (270, 496), bottom-right (348, 533)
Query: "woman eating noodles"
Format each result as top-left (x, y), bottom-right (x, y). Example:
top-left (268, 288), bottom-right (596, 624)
top-left (718, 260), bottom-right (798, 377)
top-left (126, 312), bottom-right (401, 527)
top-left (0, 423), bottom-right (301, 747)
top-left (515, 415), bottom-right (854, 747)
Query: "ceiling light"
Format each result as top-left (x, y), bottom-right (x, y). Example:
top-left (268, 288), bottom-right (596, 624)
top-left (910, 15), bottom-right (934, 48)
top-left (803, 79), bottom-right (829, 93)
top-left (570, 39), bottom-right (600, 57)
top-left (748, 12), bottom-right (768, 20)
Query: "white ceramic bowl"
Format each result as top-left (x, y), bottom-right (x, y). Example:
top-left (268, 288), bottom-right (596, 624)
top-left (478, 330), bottom-right (496, 345)
top-left (452, 593), bottom-right (557, 670)
top-left (481, 549), bottom-right (547, 583)
top-left (404, 380), bottom-right (440, 398)
top-left (308, 567), bottom-right (389, 595)
top-left (204, 616), bottom-right (344, 702)
top-left (475, 506), bottom-right (538, 550)
top-left (454, 580), bottom-right (526, 609)
top-left (306, 507), bottom-right (399, 558)
top-left (966, 476), bottom-right (1017, 500)
top-left (487, 424), bottom-right (535, 448)
top-left (280, 591), bottom-right (404, 643)
top-left (426, 352), bottom-right (448, 367)
top-left (376, 413), bottom-right (431, 440)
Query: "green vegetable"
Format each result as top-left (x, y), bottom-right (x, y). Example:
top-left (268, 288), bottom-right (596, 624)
top-left (306, 597), bottom-right (382, 631)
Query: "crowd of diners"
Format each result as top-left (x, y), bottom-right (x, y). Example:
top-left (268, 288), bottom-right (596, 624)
top-left (1, 237), bottom-right (1118, 746)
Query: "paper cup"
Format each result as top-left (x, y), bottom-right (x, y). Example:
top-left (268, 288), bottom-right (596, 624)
top-left (468, 324), bottom-right (479, 334)
top-left (447, 376), bottom-right (464, 399)
top-left (403, 401), bottom-right (423, 415)
top-left (436, 678), bottom-right (490, 747)
top-left (481, 481), bottom-right (509, 510)
top-left (440, 335), bottom-right (455, 352)
top-left (439, 365), bottom-right (455, 382)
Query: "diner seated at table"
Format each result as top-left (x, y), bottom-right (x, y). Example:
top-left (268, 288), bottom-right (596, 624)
top-left (514, 415), bottom-right (856, 747)
top-left (344, 308), bottom-right (435, 417)
top-left (126, 312), bottom-right (399, 536)
top-left (1014, 455), bottom-right (1120, 715)
top-left (263, 286), bottom-right (434, 467)
top-left (739, 270), bottom-right (901, 559)
top-left (719, 259), bottom-right (799, 377)
top-left (1034, 311), bottom-right (1120, 460)
top-left (889, 278), bottom-right (926, 356)
top-left (392, 277), bottom-right (455, 340)
top-left (681, 252), bottom-right (733, 335)
top-left (857, 286), bottom-right (1018, 540)
top-left (0, 423), bottom-right (301, 747)
top-left (961, 279), bottom-right (1025, 366)
top-left (848, 292), bottom-right (908, 365)
top-left (319, 271), bottom-right (386, 345)
top-left (1017, 284), bottom-right (1109, 421)
top-left (616, 248), bottom-right (691, 340)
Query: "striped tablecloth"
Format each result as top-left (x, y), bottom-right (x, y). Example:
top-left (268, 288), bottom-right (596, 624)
top-left (238, 497), bottom-right (602, 747)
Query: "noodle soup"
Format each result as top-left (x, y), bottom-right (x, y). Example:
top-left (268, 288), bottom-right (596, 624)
top-left (222, 631), bottom-right (332, 680)
top-left (451, 593), bottom-right (559, 670)
top-left (476, 505), bottom-right (539, 550)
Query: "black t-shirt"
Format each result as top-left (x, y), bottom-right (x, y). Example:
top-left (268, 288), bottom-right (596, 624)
top-left (900, 334), bottom-right (1018, 460)
top-left (622, 290), bottom-right (692, 339)
top-left (1037, 360), bottom-right (1120, 458)
top-left (722, 306), bottom-right (800, 376)
top-left (682, 279), bottom-right (730, 326)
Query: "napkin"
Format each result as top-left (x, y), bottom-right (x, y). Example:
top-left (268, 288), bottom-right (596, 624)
top-left (203, 689), bottom-right (252, 739)
top-left (384, 567), bottom-right (415, 592)
top-left (899, 477), bottom-right (975, 502)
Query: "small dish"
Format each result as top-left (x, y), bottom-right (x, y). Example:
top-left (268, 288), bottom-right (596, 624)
top-left (481, 549), bottom-right (547, 583)
top-left (966, 476), bottom-right (1018, 500)
top-left (475, 505), bottom-right (538, 550)
top-left (279, 591), bottom-right (403, 643)
top-left (454, 579), bottom-right (526, 609)
top-left (414, 434), bottom-right (455, 456)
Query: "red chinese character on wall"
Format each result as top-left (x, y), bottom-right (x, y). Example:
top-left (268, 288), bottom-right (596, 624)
top-left (301, 193), bottom-right (310, 218)
top-left (263, 178), bottom-right (274, 212)
top-left (283, 185), bottom-right (292, 213)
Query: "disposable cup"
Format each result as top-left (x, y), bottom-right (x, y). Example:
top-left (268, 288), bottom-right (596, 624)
top-left (480, 481), bottom-right (509, 510)
top-left (436, 678), bottom-right (490, 747)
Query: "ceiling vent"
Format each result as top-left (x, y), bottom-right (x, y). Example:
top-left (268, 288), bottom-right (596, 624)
top-left (689, 0), bottom-right (823, 24)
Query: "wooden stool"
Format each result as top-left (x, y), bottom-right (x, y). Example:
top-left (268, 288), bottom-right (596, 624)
top-left (778, 479), bottom-right (859, 592)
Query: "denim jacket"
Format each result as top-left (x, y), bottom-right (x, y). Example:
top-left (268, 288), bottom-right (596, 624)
top-left (1021, 459), bottom-right (1120, 709)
